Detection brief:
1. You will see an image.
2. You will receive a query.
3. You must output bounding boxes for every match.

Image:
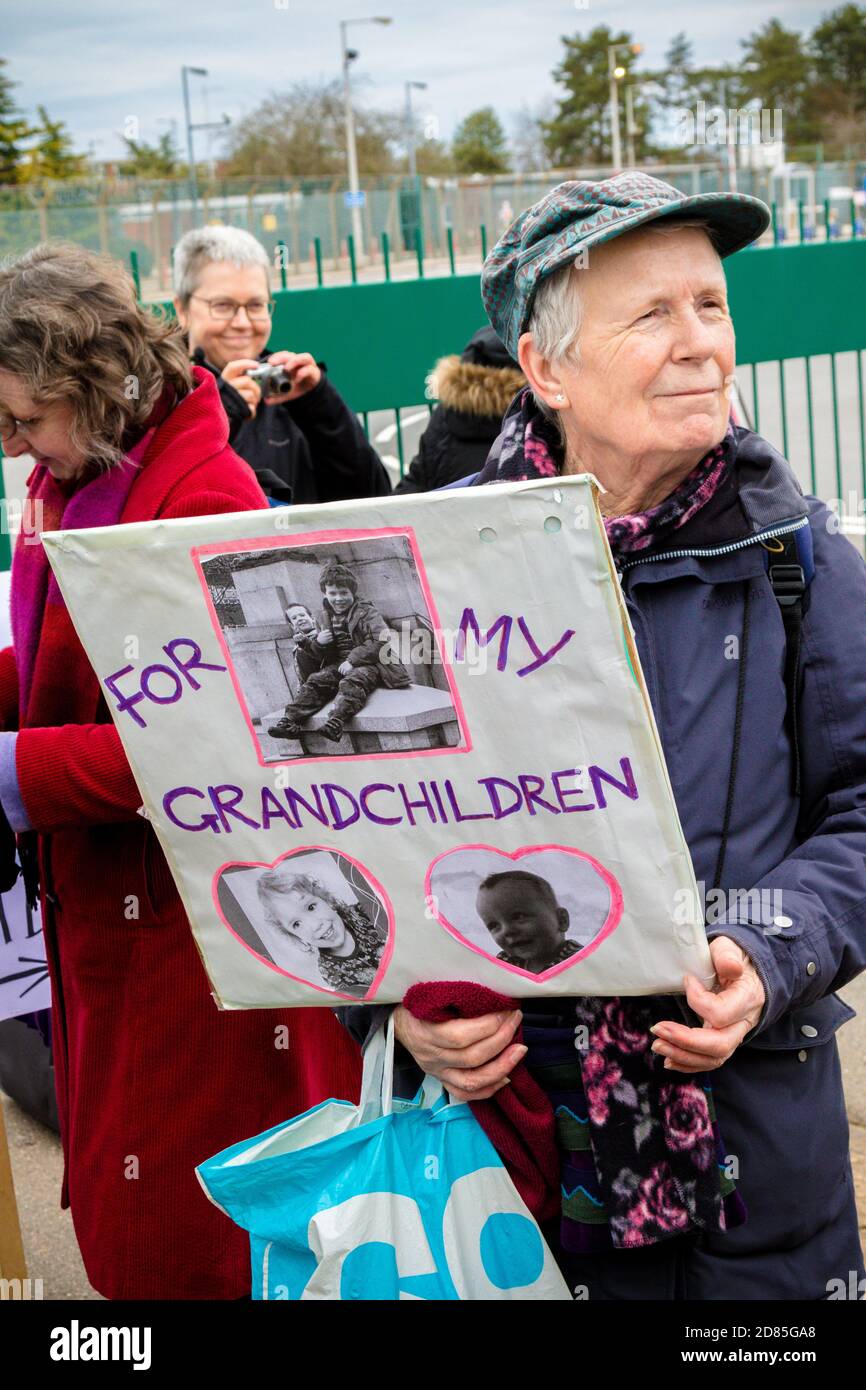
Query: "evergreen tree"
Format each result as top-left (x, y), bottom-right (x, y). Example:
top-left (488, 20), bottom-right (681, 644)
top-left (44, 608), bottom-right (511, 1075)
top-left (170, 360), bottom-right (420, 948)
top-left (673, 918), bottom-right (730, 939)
top-left (452, 107), bottom-right (510, 174)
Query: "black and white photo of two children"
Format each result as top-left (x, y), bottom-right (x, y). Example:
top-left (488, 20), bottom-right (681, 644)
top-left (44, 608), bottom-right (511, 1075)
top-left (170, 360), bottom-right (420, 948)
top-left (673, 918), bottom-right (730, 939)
top-left (199, 534), bottom-right (463, 762)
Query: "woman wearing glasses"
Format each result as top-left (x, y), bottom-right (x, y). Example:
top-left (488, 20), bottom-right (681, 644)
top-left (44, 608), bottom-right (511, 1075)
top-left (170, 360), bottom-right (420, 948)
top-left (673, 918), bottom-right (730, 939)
top-left (173, 226), bottom-right (390, 504)
top-left (0, 242), bottom-right (363, 1298)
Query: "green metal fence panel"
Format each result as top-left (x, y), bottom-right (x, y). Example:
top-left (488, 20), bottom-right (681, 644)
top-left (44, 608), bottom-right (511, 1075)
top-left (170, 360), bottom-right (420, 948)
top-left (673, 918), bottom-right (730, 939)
top-left (265, 275), bottom-right (485, 415)
top-left (727, 241), bottom-right (866, 363)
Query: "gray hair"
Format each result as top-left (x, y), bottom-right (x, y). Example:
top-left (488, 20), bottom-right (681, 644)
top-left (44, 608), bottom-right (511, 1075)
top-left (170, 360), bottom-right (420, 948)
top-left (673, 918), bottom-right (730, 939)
top-left (527, 218), bottom-right (720, 428)
top-left (172, 225), bottom-right (271, 305)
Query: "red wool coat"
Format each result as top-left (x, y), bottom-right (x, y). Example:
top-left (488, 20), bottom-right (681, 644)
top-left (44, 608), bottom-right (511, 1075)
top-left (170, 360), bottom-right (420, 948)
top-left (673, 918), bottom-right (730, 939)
top-left (0, 370), bottom-right (361, 1300)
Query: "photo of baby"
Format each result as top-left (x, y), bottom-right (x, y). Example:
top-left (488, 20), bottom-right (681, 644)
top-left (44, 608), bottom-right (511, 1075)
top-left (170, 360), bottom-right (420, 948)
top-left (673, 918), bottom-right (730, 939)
top-left (427, 846), bottom-right (618, 977)
top-left (214, 849), bottom-right (391, 999)
top-left (475, 870), bottom-right (581, 973)
top-left (197, 533), bottom-right (464, 763)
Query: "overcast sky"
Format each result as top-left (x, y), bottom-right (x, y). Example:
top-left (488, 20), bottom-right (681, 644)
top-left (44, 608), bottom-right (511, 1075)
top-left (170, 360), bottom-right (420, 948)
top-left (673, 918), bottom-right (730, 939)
top-left (6, 0), bottom-right (830, 161)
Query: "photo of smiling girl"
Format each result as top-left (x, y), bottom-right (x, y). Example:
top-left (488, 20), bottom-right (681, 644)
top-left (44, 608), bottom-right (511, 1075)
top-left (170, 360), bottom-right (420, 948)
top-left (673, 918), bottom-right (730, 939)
top-left (254, 867), bottom-right (387, 998)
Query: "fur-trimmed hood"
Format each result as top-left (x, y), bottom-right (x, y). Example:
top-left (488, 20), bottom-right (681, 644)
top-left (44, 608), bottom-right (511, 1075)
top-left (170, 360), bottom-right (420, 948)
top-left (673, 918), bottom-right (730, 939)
top-left (427, 355), bottom-right (526, 419)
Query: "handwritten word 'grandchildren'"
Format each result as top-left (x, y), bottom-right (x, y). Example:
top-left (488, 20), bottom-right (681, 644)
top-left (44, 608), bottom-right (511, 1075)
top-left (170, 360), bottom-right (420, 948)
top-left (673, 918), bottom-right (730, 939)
top-left (163, 758), bottom-right (639, 834)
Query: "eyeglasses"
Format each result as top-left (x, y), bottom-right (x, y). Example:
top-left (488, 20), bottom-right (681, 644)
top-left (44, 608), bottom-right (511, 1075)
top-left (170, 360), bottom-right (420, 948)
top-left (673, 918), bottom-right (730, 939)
top-left (189, 295), bottom-right (274, 323)
top-left (0, 413), bottom-right (39, 441)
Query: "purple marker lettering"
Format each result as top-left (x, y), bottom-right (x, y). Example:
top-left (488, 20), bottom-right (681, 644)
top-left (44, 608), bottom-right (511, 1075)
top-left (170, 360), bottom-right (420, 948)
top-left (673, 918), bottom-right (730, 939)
top-left (443, 779), bottom-right (494, 822)
top-left (260, 786), bottom-right (295, 831)
top-left (430, 780), bottom-right (449, 823)
top-left (163, 786), bottom-right (221, 832)
top-left (455, 609), bottom-right (513, 671)
top-left (515, 616), bottom-right (576, 677)
top-left (360, 783), bottom-right (402, 826)
top-left (210, 784), bottom-right (260, 833)
top-left (104, 665), bottom-right (148, 728)
top-left (517, 773), bottom-right (561, 816)
top-left (140, 664), bottom-right (183, 704)
top-left (589, 757), bottom-right (639, 809)
top-left (477, 776), bottom-right (523, 818)
top-left (323, 784), bottom-right (360, 830)
top-left (398, 781), bottom-right (438, 827)
top-left (552, 768), bottom-right (593, 812)
top-left (164, 637), bottom-right (226, 690)
top-left (283, 785), bottom-right (329, 828)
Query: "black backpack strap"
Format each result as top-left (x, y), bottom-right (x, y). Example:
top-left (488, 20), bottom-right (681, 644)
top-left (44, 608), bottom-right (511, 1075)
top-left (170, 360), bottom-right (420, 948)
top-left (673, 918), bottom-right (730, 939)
top-left (767, 533), bottom-right (811, 797)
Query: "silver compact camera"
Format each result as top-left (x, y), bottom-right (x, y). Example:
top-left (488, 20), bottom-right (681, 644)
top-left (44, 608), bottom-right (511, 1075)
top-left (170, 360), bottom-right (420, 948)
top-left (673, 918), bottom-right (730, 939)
top-left (246, 363), bottom-right (294, 396)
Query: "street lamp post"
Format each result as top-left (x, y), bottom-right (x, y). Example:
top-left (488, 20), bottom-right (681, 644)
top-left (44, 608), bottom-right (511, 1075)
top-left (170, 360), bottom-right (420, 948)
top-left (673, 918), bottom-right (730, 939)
top-left (607, 42), bottom-right (642, 171)
top-left (181, 66), bottom-right (230, 225)
top-left (405, 80), bottom-right (428, 179)
top-left (340, 16), bottom-right (393, 261)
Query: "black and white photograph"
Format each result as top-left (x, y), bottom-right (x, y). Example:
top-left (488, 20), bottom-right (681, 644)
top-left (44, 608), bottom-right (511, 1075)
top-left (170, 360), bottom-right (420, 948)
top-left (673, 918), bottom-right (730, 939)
top-left (426, 846), bottom-right (619, 976)
top-left (197, 533), bottom-right (465, 763)
top-left (214, 848), bottom-right (392, 999)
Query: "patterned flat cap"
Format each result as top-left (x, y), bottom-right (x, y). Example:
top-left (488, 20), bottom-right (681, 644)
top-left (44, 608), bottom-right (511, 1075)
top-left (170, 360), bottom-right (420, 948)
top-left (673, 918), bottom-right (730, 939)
top-left (482, 171), bottom-right (770, 359)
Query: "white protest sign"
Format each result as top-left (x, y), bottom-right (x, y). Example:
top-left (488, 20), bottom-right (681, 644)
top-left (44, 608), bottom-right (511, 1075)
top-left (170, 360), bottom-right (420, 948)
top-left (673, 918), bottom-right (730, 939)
top-left (43, 476), bottom-right (713, 1008)
top-left (0, 567), bottom-right (50, 1023)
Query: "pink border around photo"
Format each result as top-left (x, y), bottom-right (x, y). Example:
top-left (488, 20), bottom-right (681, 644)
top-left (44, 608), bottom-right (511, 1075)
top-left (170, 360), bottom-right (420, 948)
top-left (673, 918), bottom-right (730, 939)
top-left (212, 845), bottom-right (395, 1002)
top-left (424, 843), bottom-right (624, 983)
top-left (191, 526), bottom-right (472, 768)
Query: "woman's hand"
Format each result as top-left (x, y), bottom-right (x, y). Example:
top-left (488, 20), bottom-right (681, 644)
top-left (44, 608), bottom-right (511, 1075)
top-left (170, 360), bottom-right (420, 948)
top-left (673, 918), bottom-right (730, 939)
top-left (393, 1005), bottom-right (526, 1102)
top-left (263, 350), bottom-right (322, 403)
top-left (650, 936), bottom-right (767, 1073)
top-left (220, 359), bottom-right (263, 416)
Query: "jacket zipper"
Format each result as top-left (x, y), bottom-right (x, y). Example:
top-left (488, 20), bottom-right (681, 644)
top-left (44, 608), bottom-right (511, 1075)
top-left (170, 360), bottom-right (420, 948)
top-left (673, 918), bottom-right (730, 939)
top-left (617, 516), bottom-right (809, 574)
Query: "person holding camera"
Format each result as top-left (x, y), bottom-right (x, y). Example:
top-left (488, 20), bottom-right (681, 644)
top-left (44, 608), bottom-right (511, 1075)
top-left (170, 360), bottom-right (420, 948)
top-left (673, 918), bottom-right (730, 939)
top-left (173, 226), bottom-right (390, 505)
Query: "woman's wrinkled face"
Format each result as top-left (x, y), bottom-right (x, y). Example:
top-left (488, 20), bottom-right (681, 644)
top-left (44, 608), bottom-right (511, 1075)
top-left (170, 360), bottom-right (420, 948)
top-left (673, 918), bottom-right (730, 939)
top-left (550, 226), bottom-right (735, 469)
top-left (0, 368), bottom-right (87, 479)
top-left (175, 262), bottom-right (271, 370)
top-left (275, 887), bottom-right (349, 954)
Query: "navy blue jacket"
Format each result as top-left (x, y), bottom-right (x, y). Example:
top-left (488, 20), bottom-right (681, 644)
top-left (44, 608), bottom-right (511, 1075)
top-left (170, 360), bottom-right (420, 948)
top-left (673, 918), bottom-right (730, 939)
top-left (343, 427), bottom-right (866, 1299)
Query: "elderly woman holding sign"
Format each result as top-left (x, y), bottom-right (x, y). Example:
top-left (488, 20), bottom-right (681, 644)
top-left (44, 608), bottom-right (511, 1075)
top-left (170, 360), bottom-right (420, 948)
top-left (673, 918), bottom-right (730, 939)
top-left (352, 175), bottom-right (866, 1300)
top-left (0, 243), bottom-right (361, 1300)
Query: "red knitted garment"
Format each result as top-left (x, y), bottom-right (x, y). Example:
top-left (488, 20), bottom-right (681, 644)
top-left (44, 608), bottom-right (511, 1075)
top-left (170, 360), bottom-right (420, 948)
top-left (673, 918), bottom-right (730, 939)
top-left (404, 981), bottom-right (560, 1222)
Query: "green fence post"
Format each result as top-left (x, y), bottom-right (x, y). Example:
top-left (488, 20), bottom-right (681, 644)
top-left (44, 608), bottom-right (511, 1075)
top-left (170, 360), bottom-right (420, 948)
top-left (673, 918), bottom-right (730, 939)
top-left (798, 200), bottom-right (805, 244)
top-left (414, 225), bottom-right (424, 279)
top-left (830, 353), bottom-right (843, 499)
top-left (129, 250), bottom-right (141, 300)
top-left (276, 240), bottom-right (288, 290)
top-left (824, 198), bottom-right (832, 240)
top-left (858, 349), bottom-right (866, 505)
top-left (771, 201), bottom-right (779, 243)
top-left (805, 356), bottom-right (817, 495)
top-left (851, 197), bottom-right (858, 238)
top-left (394, 407), bottom-right (405, 479)
top-left (750, 363), bottom-right (760, 434)
top-left (314, 237), bottom-right (324, 287)
top-left (347, 234), bottom-right (357, 285)
top-left (777, 359), bottom-right (789, 460)
top-left (381, 231), bottom-right (391, 282)
top-left (447, 226), bottom-right (456, 275)
top-left (480, 223), bottom-right (488, 259)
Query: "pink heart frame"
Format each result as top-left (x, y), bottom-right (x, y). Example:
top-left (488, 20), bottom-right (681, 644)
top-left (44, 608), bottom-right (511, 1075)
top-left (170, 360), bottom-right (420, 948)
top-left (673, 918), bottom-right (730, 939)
top-left (212, 845), bottom-right (395, 1001)
top-left (425, 843), bottom-right (623, 983)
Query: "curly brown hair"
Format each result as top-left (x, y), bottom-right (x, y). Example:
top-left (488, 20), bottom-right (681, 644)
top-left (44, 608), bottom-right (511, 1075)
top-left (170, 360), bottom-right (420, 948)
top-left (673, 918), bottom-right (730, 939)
top-left (0, 241), bottom-right (192, 469)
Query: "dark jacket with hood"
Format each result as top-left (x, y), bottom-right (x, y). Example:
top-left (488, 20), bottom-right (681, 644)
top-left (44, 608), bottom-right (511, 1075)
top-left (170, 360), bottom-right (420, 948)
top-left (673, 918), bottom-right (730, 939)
top-left (343, 425), bottom-right (866, 1301)
top-left (192, 347), bottom-right (391, 505)
top-left (395, 327), bottom-right (524, 495)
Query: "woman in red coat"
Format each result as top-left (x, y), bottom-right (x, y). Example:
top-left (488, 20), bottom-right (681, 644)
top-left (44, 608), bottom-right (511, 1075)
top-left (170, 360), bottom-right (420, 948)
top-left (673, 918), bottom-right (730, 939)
top-left (0, 243), bottom-right (361, 1300)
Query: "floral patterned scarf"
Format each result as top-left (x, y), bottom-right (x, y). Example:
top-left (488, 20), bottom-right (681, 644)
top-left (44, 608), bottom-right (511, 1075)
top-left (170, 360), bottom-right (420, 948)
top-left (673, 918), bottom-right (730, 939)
top-left (475, 388), bottom-right (745, 1252)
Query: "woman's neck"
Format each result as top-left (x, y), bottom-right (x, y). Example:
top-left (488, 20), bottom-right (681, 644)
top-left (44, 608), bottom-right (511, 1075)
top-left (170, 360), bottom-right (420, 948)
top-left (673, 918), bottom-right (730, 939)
top-left (562, 447), bottom-right (703, 519)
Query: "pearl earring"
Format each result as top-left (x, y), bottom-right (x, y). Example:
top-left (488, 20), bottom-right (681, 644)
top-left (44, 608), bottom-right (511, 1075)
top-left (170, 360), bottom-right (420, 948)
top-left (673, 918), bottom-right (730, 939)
top-left (555, 392), bottom-right (566, 404)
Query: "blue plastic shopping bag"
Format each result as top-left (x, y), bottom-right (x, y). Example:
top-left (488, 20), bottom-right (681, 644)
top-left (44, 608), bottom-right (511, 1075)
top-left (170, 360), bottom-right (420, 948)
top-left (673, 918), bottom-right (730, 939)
top-left (197, 1018), bottom-right (571, 1300)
